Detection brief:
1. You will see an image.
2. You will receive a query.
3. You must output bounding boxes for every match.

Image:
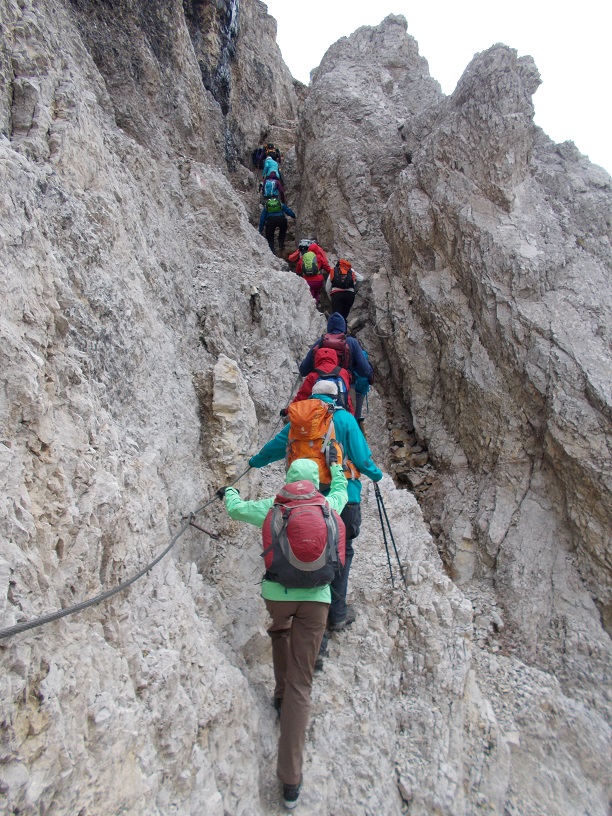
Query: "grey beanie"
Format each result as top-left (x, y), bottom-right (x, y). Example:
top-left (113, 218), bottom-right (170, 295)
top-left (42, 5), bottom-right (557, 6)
top-left (312, 380), bottom-right (338, 397)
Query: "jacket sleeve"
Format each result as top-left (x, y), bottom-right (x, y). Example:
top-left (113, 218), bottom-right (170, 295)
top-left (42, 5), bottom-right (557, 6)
top-left (325, 464), bottom-right (348, 515)
top-left (249, 424), bottom-right (290, 467)
top-left (349, 339), bottom-right (373, 380)
top-left (342, 413), bottom-right (383, 481)
top-left (258, 208), bottom-right (266, 233)
top-left (313, 245), bottom-right (332, 274)
top-left (292, 373), bottom-right (315, 403)
top-left (282, 205), bottom-right (296, 219)
top-left (298, 343), bottom-right (318, 377)
top-left (224, 487), bottom-right (273, 529)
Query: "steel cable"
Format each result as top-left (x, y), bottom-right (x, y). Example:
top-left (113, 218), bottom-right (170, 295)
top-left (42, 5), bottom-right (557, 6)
top-left (0, 369), bottom-right (304, 641)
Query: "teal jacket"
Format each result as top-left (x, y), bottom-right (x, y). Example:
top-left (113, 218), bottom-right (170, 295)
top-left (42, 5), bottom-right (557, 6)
top-left (249, 395), bottom-right (382, 503)
top-left (224, 458), bottom-right (348, 603)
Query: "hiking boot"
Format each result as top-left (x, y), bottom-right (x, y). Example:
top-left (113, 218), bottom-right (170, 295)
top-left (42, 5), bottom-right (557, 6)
top-left (328, 605), bottom-right (356, 632)
top-left (282, 778), bottom-right (302, 809)
top-left (315, 632), bottom-right (329, 671)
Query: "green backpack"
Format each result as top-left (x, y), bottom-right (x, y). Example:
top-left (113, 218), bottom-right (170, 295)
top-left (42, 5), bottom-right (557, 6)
top-left (301, 251), bottom-right (319, 276)
top-left (265, 197), bottom-right (283, 215)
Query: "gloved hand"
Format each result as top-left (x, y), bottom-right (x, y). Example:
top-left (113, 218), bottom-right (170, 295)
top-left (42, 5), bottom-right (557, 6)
top-left (279, 408), bottom-right (288, 418)
top-left (328, 444), bottom-right (339, 466)
top-left (368, 372), bottom-right (375, 385)
top-left (216, 487), bottom-right (228, 500)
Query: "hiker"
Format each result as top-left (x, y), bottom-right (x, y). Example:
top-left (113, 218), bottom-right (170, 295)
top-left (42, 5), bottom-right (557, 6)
top-left (286, 346), bottom-right (354, 414)
top-left (298, 312), bottom-right (373, 387)
top-left (265, 141), bottom-right (282, 164)
top-left (262, 155), bottom-right (282, 182)
top-left (249, 380), bottom-right (383, 638)
top-left (259, 195), bottom-right (296, 254)
top-left (324, 258), bottom-right (362, 320)
top-left (288, 238), bottom-right (332, 276)
top-left (261, 171), bottom-right (286, 203)
top-left (352, 346), bottom-right (372, 424)
top-left (288, 239), bottom-right (331, 304)
top-left (219, 457), bottom-right (348, 810)
top-left (252, 145), bottom-right (265, 170)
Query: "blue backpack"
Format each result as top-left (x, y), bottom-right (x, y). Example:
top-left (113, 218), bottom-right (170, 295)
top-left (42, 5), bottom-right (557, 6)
top-left (263, 177), bottom-right (280, 198)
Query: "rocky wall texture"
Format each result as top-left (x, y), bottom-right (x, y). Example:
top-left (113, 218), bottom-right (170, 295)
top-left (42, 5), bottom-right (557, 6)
top-left (294, 14), bottom-right (612, 816)
top-left (0, 4), bottom-right (610, 816)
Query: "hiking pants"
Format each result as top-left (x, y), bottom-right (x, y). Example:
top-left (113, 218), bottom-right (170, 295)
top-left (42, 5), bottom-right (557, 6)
top-left (264, 215), bottom-right (287, 253)
top-left (330, 290), bottom-right (355, 320)
top-left (303, 275), bottom-right (324, 303)
top-left (265, 599), bottom-right (329, 786)
top-left (329, 503), bottom-right (362, 625)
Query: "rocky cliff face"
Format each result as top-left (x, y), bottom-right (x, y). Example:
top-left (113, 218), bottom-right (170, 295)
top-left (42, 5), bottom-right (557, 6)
top-left (0, 3), bottom-right (610, 816)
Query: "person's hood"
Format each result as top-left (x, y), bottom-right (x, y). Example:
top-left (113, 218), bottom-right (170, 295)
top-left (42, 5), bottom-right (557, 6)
top-left (327, 312), bottom-right (346, 334)
top-left (286, 458), bottom-right (320, 488)
top-left (314, 346), bottom-right (338, 367)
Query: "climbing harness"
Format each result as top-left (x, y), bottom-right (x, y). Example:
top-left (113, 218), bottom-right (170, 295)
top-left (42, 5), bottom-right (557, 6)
top-left (374, 483), bottom-right (407, 590)
top-left (0, 370), bottom-right (304, 641)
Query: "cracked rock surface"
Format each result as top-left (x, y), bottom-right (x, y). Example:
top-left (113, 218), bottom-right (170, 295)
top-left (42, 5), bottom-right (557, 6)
top-left (0, 4), bottom-right (610, 816)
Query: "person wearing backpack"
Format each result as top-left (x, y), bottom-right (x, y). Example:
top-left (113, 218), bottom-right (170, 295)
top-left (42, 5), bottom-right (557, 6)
top-left (262, 155), bottom-right (282, 182)
top-left (264, 142), bottom-right (282, 163)
top-left (298, 312), bottom-right (373, 387)
top-left (287, 239), bottom-right (329, 304)
top-left (219, 457), bottom-right (348, 810)
top-left (261, 171), bottom-right (286, 203)
top-left (249, 379), bottom-right (383, 638)
top-left (259, 195), bottom-right (296, 254)
top-left (324, 259), bottom-right (363, 320)
top-left (287, 346), bottom-right (354, 414)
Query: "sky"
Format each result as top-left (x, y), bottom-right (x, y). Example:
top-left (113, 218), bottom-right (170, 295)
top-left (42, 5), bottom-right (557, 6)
top-left (263, 0), bottom-right (612, 176)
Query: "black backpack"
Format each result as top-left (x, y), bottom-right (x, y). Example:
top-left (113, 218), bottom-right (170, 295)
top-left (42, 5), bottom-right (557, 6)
top-left (330, 259), bottom-right (356, 290)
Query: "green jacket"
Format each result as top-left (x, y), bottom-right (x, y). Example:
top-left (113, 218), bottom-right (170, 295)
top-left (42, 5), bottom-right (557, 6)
top-left (224, 458), bottom-right (348, 602)
top-left (248, 395), bottom-right (383, 503)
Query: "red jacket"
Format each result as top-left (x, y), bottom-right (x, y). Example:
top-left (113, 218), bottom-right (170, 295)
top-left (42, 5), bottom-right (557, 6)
top-left (292, 347), bottom-right (354, 413)
top-left (288, 242), bottom-right (332, 278)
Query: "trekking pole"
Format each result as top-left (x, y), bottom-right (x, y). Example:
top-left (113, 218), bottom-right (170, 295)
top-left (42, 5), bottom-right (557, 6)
top-left (374, 483), bottom-right (395, 587)
top-left (375, 483), bottom-right (408, 589)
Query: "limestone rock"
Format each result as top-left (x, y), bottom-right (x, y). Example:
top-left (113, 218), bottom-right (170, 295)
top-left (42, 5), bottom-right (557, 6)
top-left (0, 3), bottom-right (610, 816)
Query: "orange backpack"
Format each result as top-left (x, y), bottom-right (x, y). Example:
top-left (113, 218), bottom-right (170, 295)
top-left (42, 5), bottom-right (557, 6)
top-left (286, 400), bottom-right (344, 490)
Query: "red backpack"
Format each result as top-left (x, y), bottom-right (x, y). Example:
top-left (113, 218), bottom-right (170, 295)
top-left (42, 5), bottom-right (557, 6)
top-left (261, 480), bottom-right (346, 588)
top-left (320, 332), bottom-right (352, 370)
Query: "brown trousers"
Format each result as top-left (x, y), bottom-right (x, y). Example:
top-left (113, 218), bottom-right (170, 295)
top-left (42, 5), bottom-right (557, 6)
top-left (264, 599), bottom-right (329, 785)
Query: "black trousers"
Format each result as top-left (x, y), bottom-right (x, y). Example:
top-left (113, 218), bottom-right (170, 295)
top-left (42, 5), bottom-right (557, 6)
top-left (265, 215), bottom-right (287, 253)
top-left (329, 503), bottom-right (361, 624)
top-left (330, 290), bottom-right (355, 320)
